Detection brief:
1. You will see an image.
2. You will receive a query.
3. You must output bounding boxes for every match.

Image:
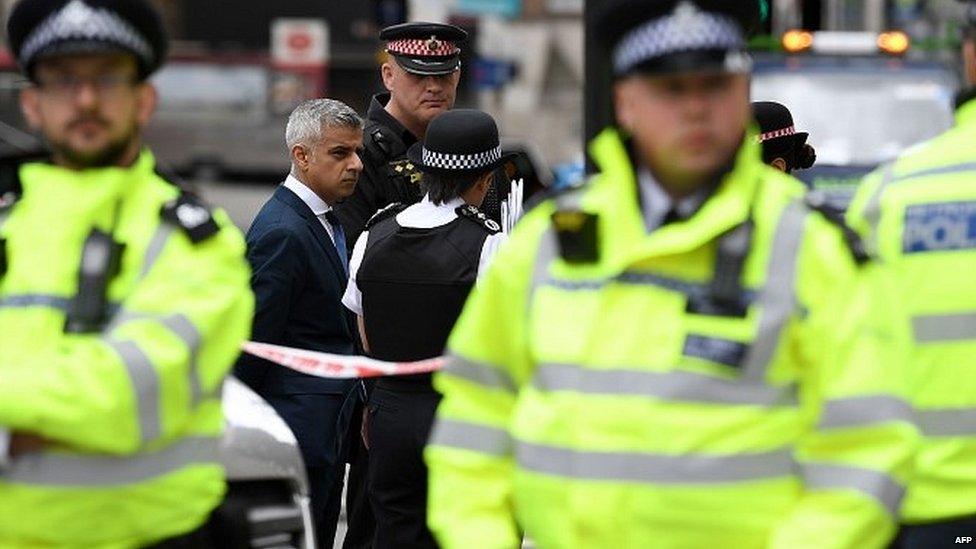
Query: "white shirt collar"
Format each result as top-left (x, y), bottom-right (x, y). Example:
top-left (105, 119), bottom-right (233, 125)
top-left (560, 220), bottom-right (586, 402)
top-left (396, 194), bottom-right (466, 229)
top-left (284, 174), bottom-right (332, 217)
top-left (637, 168), bottom-right (708, 232)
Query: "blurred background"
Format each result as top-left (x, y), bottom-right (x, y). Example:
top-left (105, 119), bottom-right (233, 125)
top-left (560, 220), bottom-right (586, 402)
top-left (0, 0), bottom-right (973, 226)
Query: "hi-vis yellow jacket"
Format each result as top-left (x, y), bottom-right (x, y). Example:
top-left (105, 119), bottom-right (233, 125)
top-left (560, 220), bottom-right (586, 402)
top-left (848, 95), bottom-right (976, 524)
top-left (0, 151), bottom-right (253, 548)
top-left (426, 129), bottom-right (918, 549)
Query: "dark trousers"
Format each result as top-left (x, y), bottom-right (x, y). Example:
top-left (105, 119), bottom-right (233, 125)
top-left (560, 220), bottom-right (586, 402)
top-left (343, 394), bottom-right (377, 549)
top-left (367, 386), bottom-right (441, 549)
top-left (894, 516), bottom-right (976, 549)
top-left (265, 391), bottom-right (357, 547)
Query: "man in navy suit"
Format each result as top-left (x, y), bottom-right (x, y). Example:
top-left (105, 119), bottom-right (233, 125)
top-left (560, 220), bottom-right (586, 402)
top-left (234, 98), bottom-right (364, 546)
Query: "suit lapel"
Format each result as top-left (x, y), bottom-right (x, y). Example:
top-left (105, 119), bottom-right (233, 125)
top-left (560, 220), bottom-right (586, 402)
top-left (274, 185), bottom-right (347, 281)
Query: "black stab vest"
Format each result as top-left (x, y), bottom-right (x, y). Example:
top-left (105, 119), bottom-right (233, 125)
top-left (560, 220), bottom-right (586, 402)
top-left (358, 214), bottom-right (491, 390)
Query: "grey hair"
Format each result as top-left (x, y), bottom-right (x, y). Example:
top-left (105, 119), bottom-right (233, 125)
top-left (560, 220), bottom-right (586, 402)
top-left (285, 98), bottom-right (363, 150)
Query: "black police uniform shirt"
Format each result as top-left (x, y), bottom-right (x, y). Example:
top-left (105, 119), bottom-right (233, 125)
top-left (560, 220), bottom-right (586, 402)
top-left (342, 195), bottom-right (506, 362)
top-left (334, 93), bottom-right (422, 252)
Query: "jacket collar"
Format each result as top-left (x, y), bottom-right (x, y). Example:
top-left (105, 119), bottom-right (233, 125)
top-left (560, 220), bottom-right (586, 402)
top-left (367, 93), bottom-right (418, 147)
top-left (956, 88), bottom-right (976, 126)
top-left (587, 127), bottom-right (763, 269)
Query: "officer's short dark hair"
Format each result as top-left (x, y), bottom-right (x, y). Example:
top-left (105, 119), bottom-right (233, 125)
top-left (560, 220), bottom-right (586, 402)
top-left (421, 169), bottom-right (491, 206)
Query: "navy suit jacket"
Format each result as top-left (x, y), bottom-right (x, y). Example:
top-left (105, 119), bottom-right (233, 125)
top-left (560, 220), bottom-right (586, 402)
top-left (235, 185), bottom-right (358, 465)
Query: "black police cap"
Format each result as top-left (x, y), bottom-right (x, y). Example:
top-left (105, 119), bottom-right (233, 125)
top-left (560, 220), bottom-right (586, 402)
top-left (594, 0), bottom-right (762, 77)
top-left (752, 101), bottom-right (808, 147)
top-left (7, 0), bottom-right (168, 81)
top-left (407, 109), bottom-right (517, 175)
top-left (380, 22), bottom-right (468, 76)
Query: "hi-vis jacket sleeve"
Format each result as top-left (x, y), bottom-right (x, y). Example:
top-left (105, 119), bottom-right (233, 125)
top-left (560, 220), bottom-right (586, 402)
top-left (425, 205), bottom-right (552, 549)
top-left (0, 211), bottom-right (254, 454)
top-left (769, 218), bottom-right (918, 549)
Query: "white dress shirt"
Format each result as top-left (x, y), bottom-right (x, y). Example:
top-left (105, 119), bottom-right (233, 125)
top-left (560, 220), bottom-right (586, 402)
top-left (638, 168), bottom-right (709, 233)
top-left (342, 195), bottom-right (507, 316)
top-left (283, 174), bottom-right (339, 246)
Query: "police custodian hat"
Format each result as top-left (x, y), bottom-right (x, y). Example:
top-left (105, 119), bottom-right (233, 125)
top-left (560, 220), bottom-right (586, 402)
top-left (7, 0), bottom-right (168, 81)
top-left (380, 22), bottom-right (467, 76)
top-left (594, 0), bottom-right (762, 77)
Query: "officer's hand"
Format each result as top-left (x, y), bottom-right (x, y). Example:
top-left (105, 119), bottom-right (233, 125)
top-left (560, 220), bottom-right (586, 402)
top-left (10, 432), bottom-right (46, 456)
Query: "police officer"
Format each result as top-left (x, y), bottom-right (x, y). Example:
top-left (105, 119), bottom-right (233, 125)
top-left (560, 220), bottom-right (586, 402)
top-left (425, 1), bottom-right (917, 547)
top-left (334, 21), bottom-right (467, 250)
top-left (0, 1), bottom-right (253, 547)
top-left (753, 101), bottom-right (817, 174)
top-left (342, 109), bottom-right (507, 549)
top-left (847, 2), bottom-right (976, 545)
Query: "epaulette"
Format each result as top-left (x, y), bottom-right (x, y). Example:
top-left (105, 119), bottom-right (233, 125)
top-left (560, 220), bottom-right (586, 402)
top-left (365, 202), bottom-right (408, 230)
top-left (804, 190), bottom-right (870, 265)
top-left (0, 149), bottom-right (48, 209)
top-left (161, 190), bottom-right (220, 244)
top-left (456, 204), bottom-right (502, 234)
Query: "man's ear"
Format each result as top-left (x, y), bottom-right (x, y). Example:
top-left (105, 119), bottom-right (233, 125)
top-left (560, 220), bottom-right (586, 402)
top-left (964, 38), bottom-right (976, 87)
top-left (135, 83), bottom-right (157, 129)
top-left (770, 157), bottom-right (788, 172)
top-left (291, 144), bottom-right (309, 171)
top-left (381, 62), bottom-right (396, 92)
top-left (19, 87), bottom-right (42, 130)
top-left (613, 79), bottom-right (636, 134)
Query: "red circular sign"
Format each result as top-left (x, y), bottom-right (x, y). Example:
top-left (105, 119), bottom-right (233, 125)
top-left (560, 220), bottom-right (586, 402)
top-left (288, 32), bottom-right (313, 52)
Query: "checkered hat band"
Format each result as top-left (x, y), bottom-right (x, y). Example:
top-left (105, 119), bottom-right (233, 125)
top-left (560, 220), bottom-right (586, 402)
top-left (387, 39), bottom-right (459, 57)
top-left (758, 126), bottom-right (796, 143)
top-left (423, 146), bottom-right (501, 170)
top-left (613, 9), bottom-right (744, 74)
top-left (20, 0), bottom-right (153, 67)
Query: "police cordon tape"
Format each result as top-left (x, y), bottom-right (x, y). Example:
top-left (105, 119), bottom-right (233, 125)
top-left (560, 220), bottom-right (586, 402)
top-left (242, 341), bottom-right (445, 378)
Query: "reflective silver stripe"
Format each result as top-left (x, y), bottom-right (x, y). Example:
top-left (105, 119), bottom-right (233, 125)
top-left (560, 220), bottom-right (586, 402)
top-left (109, 312), bottom-right (207, 404)
top-left (428, 418), bottom-right (513, 457)
top-left (894, 162), bottom-right (976, 184)
top-left (442, 354), bottom-right (517, 393)
top-left (547, 271), bottom-right (760, 302)
top-left (912, 313), bottom-right (976, 343)
top-left (140, 224), bottom-right (174, 280)
top-left (803, 463), bottom-right (904, 516)
top-left (0, 293), bottom-right (71, 311)
top-left (529, 188), bottom-right (584, 305)
top-left (0, 294), bottom-right (120, 316)
top-left (531, 228), bottom-right (559, 297)
top-left (160, 314), bottom-right (204, 404)
top-left (517, 442), bottom-right (796, 484)
top-left (862, 163), bottom-right (896, 243)
top-left (534, 362), bottom-right (796, 407)
top-left (104, 338), bottom-right (161, 444)
top-left (915, 408), bottom-right (976, 437)
top-left (818, 395), bottom-right (914, 430)
top-left (741, 200), bottom-right (808, 382)
top-left (3, 436), bottom-right (219, 487)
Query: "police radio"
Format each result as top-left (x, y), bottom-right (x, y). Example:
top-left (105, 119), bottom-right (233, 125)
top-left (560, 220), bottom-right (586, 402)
top-left (65, 218), bottom-right (125, 334)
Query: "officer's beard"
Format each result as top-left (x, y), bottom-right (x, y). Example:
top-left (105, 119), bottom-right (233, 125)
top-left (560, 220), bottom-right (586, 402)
top-left (50, 119), bottom-right (140, 169)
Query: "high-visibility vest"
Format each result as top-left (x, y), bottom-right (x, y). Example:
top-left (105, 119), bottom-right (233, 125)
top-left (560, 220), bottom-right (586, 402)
top-left (0, 151), bottom-right (254, 548)
top-left (426, 129), bottom-right (918, 549)
top-left (848, 96), bottom-right (976, 524)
